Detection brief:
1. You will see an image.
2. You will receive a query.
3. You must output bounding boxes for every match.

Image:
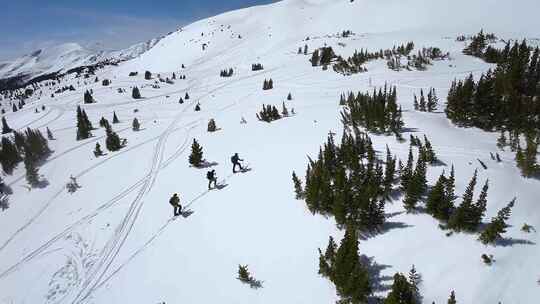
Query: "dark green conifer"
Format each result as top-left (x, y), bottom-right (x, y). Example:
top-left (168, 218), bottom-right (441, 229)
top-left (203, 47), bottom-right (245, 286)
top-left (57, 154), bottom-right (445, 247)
top-left (188, 139), bottom-right (204, 167)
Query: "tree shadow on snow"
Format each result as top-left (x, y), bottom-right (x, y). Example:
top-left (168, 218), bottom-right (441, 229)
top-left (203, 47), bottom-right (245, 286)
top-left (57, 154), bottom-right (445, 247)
top-left (359, 255), bottom-right (393, 303)
top-left (0, 195), bottom-right (9, 211)
top-left (430, 159), bottom-right (447, 167)
top-left (386, 189), bottom-right (404, 202)
top-left (494, 237), bottom-right (535, 247)
top-left (214, 183), bottom-right (229, 190)
top-left (358, 220), bottom-right (414, 240)
top-left (402, 127), bottom-right (419, 133)
top-left (1, 185), bottom-right (14, 195)
top-left (34, 179), bottom-right (50, 189)
top-left (238, 167), bottom-right (252, 173)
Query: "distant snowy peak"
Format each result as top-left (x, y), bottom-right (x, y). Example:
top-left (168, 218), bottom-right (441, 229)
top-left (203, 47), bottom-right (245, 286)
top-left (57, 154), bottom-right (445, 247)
top-left (0, 37), bottom-right (164, 81)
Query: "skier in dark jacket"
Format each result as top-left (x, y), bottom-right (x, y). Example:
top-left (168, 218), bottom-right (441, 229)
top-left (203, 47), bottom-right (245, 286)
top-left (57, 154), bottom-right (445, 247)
top-left (231, 153), bottom-right (244, 173)
top-left (169, 193), bottom-right (182, 216)
top-left (207, 170), bottom-right (217, 189)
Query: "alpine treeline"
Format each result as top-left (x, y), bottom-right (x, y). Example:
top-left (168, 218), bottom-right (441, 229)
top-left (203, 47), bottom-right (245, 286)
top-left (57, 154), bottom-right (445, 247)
top-left (447, 38), bottom-right (540, 177)
top-left (340, 85), bottom-right (404, 139)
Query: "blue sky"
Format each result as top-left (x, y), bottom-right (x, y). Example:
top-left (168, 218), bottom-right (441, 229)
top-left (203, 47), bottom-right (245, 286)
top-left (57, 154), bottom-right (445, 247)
top-left (0, 0), bottom-right (275, 61)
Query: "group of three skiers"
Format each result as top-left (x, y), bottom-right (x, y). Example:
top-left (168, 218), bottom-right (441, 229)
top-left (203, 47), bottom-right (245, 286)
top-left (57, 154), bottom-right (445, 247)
top-left (169, 153), bottom-right (245, 216)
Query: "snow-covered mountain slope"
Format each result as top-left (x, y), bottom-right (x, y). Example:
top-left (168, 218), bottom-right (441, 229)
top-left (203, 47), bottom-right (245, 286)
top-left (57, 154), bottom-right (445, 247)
top-left (0, 38), bottom-right (163, 81)
top-left (1, 0), bottom-right (540, 304)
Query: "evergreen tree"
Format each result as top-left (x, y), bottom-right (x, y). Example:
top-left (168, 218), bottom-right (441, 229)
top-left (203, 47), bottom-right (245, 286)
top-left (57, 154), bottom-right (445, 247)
top-left (185, 92), bottom-right (190, 100)
top-left (423, 135), bottom-right (437, 163)
top-left (132, 86), bottom-right (141, 99)
top-left (292, 171), bottom-right (304, 199)
top-left (287, 92), bottom-right (292, 100)
top-left (447, 290), bottom-right (457, 304)
top-left (76, 106), bottom-right (92, 140)
top-left (479, 198), bottom-right (516, 244)
top-left (0, 137), bottom-right (22, 174)
top-left (281, 102), bottom-right (289, 117)
top-left (46, 127), bottom-right (54, 140)
top-left (112, 111), bottom-right (120, 124)
top-left (449, 170), bottom-right (479, 231)
top-left (12, 103), bottom-right (17, 112)
top-left (2, 116), bottom-right (13, 134)
top-left (403, 153), bottom-right (426, 212)
top-left (24, 157), bottom-right (40, 187)
top-left (145, 71), bottom-right (152, 80)
top-left (105, 125), bottom-right (122, 152)
top-left (83, 90), bottom-right (94, 104)
top-left (188, 139), bottom-right (204, 167)
top-left (408, 265), bottom-right (422, 302)
top-left (94, 142), bottom-right (104, 157)
top-left (132, 118), bottom-right (140, 131)
top-left (401, 146), bottom-right (415, 191)
top-left (207, 119), bottom-right (217, 132)
top-left (384, 145), bottom-right (396, 196)
top-left (427, 88), bottom-right (439, 112)
top-left (413, 94), bottom-right (419, 110)
top-left (384, 273), bottom-right (415, 304)
top-left (311, 49), bottom-right (320, 66)
top-left (237, 265), bottom-right (262, 289)
top-left (195, 103), bottom-right (201, 111)
top-left (471, 180), bottom-right (489, 228)
top-left (332, 227), bottom-right (371, 303)
top-left (419, 89), bottom-right (427, 112)
top-left (426, 172), bottom-right (448, 219)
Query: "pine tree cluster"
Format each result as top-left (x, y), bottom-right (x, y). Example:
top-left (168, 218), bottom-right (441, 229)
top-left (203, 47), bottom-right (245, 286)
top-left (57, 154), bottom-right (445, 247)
top-left (340, 85), bottom-right (404, 138)
top-left (446, 39), bottom-right (540, 177)
top-left (219, 68), bottom-right (234, 77)
top-left (262, 78), bottom-right (274, 90)
top-left (302, 130), bottom-right (392, 230)
top-left (105, 125), bottom-right (122, 152)
top-left (318, 229), bottom-right (372, 304)
top-left (333, 49), bottom-right (380, 75)
top-left (311, 47), bottom-right (336, 67)
top-left (413, 88), bottom-right (438, 112)
top-left (462, 30), bottom-right (498, 61)
top-left (0, 128), bottom-right (51, 174)
top-left (83, 90), bottom-right (95, 104)
top-left (256, 104), bottom-right (282, 122)
top-left (76, 106), bottom-right (93, 140)
top-left (251, 63), bottom-right (264, 71)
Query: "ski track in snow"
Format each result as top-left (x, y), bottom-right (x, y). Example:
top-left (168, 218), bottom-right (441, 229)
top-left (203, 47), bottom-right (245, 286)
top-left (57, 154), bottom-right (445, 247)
top-left (66, 67), bottom-right (280, 303)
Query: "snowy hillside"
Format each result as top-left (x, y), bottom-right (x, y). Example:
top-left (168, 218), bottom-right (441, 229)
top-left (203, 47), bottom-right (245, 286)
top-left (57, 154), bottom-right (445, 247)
top-left (0, 38), bottom-right (164, 82)
top-left (1, 0), bottom-right (540, 303)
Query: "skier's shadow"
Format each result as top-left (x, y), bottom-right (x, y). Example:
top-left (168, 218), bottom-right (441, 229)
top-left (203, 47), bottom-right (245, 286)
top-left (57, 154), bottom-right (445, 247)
top-left (215, 183), bottom-right (229, 190)
top-left (181, 210), bottom-right (194, 218)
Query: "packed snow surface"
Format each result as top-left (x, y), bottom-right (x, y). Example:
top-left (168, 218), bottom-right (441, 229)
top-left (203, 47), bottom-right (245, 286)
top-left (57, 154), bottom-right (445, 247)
top-left (1, 0), bottom-right (540, 303)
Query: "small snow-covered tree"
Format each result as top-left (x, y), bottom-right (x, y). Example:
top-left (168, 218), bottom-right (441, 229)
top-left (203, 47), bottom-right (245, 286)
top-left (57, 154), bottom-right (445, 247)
top-left (207, 119), bottom-right (217, 132)
top-left (132, 118), bottom-right (140, 131)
